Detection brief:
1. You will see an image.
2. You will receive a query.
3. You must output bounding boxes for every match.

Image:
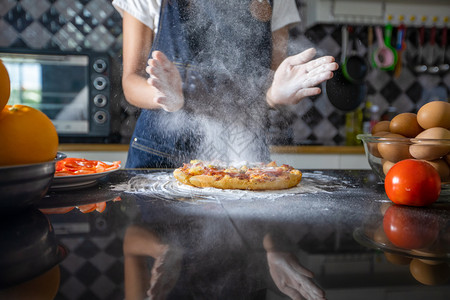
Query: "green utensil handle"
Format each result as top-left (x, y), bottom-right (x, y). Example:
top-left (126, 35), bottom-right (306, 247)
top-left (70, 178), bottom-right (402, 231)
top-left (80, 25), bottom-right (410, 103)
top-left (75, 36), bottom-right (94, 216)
top-left (384, 23), bottom-right (393, 45)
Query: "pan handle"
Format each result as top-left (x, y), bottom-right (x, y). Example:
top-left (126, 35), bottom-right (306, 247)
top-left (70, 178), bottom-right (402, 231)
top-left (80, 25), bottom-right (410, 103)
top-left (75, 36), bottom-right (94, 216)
top-left (341, 25), bottom-right (348, 63)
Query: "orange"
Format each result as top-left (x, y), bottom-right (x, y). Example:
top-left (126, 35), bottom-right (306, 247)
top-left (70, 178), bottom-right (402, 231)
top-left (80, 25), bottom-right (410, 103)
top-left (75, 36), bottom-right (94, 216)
top-left (0, 59), bottom-right (10, 111)
top-left (0, 104), bottom-right (59, 166)
top-left (0, 265), bottom-right (60, 300)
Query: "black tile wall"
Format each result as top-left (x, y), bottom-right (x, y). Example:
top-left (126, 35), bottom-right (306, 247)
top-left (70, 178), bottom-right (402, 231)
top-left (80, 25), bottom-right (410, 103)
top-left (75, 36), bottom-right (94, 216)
top-left (0, 0), bottom-right (449, 146)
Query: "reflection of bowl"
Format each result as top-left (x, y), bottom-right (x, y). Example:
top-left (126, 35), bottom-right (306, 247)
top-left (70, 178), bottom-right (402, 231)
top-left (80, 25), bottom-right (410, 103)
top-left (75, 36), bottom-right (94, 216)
top-left (0, 208), bottom-right (67, 288)
top-left (0, 152), bottom-right (66, 211)
top-left (357, 134), bottom-right (450, 183)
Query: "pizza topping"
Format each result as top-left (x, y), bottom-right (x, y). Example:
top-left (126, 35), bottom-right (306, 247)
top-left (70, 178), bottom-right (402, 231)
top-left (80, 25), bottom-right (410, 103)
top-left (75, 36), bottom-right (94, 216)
top-left (180, 160), bottom-right (294, 180)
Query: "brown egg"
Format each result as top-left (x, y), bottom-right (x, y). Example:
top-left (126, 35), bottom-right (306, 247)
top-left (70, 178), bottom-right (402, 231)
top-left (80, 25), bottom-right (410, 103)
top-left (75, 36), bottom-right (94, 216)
top-left (384, 252), bottom-right (412, 265)
top-left (371, 120), bottom-right (390, 134)
top-left (409, 127), bottom-right (450, 160)
top-left (373, 224), bottom-right (390, 244)
top-left (382, 159), bottom-right (395, 175)
top-left (368, 131), bottom-right (390, 158)
top-left (417, 101), bottom-right (450, 129)
top-left (445, 153), bottom-right (450, 165)
top-left (409, 259), bottom-right (450, 285)
top-left (372, 131), bottom-right (390, 137)
top-left (411, 249), bottom-right (447, 266)
top-left (378, 133), bottom-right (413, 163)
top-left (422, 159), bottom-right (450, 182)
top-left (389, 113), bottom-right (423, 137)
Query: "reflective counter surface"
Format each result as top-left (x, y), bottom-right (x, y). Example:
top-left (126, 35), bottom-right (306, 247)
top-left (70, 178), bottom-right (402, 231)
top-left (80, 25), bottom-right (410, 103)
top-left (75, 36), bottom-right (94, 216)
top-left (1, 170), bottom-right (449, 300)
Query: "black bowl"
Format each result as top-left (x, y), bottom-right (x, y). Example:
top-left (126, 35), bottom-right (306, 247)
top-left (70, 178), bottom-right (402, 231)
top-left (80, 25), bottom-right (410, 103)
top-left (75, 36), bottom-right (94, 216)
top-left (0, 152), bottom-right (66, 212)
top-left (0, 208), bottom-right (68, 288)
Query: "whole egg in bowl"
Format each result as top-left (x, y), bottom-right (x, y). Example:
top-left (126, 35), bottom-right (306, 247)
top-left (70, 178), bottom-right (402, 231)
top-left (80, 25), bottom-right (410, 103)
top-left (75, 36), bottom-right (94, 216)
top-left (358, 101), bottom-right (450, 184)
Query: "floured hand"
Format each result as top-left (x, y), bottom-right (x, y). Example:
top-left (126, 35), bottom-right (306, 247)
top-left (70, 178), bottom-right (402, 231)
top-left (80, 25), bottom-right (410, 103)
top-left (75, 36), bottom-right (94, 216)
top-left (147, 245), bottom-right (183, 300)
top-left (267, 251), bottom-right (326, 300)
top-left (267, 48), bottom-right (338, 107)
top-left (146, 51), bottom-right (184, 112)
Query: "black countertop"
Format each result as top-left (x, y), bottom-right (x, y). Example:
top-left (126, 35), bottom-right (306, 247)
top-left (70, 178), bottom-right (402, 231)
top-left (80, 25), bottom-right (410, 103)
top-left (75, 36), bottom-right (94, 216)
top-left (1, 169), bottom-right (450, 300)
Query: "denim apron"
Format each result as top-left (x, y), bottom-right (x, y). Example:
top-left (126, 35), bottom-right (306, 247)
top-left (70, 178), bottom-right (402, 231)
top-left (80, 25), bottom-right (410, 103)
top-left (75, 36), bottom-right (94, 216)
top-left (126, 0), bottom-right (273, 168)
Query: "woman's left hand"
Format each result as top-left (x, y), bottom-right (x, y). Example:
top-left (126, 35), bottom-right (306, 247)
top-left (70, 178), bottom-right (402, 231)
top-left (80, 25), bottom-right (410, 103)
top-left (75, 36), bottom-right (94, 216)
top-left (267, 48), bottom-right (338, 107)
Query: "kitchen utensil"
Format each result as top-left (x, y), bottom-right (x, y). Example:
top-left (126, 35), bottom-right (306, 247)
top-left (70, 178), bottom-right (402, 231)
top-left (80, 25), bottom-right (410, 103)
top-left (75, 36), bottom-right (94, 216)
top-left (428, 26), bottom-right (440, 74)
top-left (342, 26), bottom-right (368, 84)
top-left (367, 26), bottom-right (374, 69)
top-left (0, 209), bottom-right (67, 288)
top-left (0, 152), bottom-right (66, 212)
top-left (414, 26), bottom-right (428, 73)
top-left (326, 68), bottom-right (366, 112)
top-left (372, 25), bottom-right (397, 70)
top-left (394, 24), bottom-right (406, 78)
top-left (439, 26), bottom-right (449, 73)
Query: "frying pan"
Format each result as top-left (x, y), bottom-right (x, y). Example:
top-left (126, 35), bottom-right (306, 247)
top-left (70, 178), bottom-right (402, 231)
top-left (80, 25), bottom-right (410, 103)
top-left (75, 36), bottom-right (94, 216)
top-left (342, 26), bottom-right (368, 84)
top-left (326, 26), bottom-right (367, 112)
top-left (326, 68), bottom-right (367, 112)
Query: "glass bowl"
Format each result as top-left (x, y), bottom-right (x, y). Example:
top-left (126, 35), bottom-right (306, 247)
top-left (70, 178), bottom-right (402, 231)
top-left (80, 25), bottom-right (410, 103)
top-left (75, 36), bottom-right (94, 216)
top-left (357, 134), bottom-right (450, 184)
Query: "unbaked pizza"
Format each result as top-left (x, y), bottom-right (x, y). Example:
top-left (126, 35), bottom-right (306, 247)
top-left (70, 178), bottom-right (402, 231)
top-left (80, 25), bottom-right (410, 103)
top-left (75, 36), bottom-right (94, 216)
top-left (173, 160), bottom-right (302, 190)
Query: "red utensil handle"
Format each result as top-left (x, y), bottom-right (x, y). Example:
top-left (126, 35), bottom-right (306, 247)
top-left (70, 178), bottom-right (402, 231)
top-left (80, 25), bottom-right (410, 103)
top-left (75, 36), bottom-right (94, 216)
top-left (430, 26), bottom-right (436, 46)
top-left (419, 26), bottom-right (425, 45)
top-left (442, 27), bottom-right (447, 47)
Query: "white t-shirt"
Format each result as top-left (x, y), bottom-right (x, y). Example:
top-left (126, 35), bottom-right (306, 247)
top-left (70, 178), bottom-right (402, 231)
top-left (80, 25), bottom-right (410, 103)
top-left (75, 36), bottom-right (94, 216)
top-left (112, 0), bottom-right (300, 33)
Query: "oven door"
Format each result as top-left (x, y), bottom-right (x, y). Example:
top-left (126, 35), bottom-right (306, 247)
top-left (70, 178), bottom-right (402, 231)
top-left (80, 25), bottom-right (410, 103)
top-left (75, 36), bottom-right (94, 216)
top-left (0, 49), bottom-right (110, 139)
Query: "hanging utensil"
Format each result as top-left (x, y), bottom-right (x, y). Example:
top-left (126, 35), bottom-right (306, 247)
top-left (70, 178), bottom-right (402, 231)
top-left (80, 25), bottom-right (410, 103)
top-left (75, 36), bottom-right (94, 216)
top-left (327, 25), bottom-right (366, 112)
top-left (438, 26), bottom-right (449, 73)
top-left (394, 24), bottom-right (406, 78)
top-left (342, 26), bottom-right (368, 84)
top-left (367, 26), bottom-right (374, 69)
top-left (372, 26), bottom-right (397, 70)
top-left (414, 26), bottom-right (428, 73)
top-left (428, 26), bottom-right (440, 74)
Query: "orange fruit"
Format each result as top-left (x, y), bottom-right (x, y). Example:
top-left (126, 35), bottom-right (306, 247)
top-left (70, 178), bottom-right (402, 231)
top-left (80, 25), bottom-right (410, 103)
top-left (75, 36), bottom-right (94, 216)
top-left (0, 59), bottom-right (10, 111)
top-left (0, 105), bottom-right (59, 166)
top-left (0, 265), bottom-right (60, 300)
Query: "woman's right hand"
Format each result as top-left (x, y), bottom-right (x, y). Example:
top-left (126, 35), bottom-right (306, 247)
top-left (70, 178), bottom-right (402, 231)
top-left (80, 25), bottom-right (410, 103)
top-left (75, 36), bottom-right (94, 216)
top-left (146, 51), bottom-right (184, 112)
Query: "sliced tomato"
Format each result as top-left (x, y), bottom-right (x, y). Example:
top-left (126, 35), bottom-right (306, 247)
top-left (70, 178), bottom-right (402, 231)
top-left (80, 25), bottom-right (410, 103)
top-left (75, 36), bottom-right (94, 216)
top-left (77, 203), bottom-right (97, 213)
top-left (40, 207), bottom-right (75, 214)
top-left (55, 158), bottom-right (121, 176)
top-left (95, 202), bottom-right (107, 213)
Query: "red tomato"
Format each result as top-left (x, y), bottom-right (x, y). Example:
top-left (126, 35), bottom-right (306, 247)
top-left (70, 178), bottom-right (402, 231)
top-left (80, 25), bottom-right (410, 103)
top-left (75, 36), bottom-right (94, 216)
top-left (383, 205), bottom-right (439, 249)
top-left (384, 159), bottom-right (441, 206)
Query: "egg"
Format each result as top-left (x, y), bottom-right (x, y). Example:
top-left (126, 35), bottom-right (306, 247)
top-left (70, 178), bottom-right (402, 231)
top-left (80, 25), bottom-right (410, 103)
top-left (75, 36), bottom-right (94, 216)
top-left (422, 159), bottom-right (450, 182)
top-left (409, 259), bottom-right (450, 285)
top-left (417, 101), bottom-right (450, 129)
top-left (389, 113), bottom-right (423, 137)
top-left (378, 133), bottom-right (413, 162)
top-left (409, 127), bottom-right (450, 160)
top-left (382, 159), bottom-right (395, 175)
top-left (369, 131), bottom-right (390, 158)
top-left (371, 120), bottom-right (390, 134)
top-left (384, 252), bottom-right (411, 265)
top-left (445, 153), bottom-right (450, 165)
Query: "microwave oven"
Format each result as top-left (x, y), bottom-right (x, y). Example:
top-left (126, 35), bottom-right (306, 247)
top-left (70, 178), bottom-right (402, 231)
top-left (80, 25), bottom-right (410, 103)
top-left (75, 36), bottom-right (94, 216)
top-left (0, 49), bottom-right (111, 138)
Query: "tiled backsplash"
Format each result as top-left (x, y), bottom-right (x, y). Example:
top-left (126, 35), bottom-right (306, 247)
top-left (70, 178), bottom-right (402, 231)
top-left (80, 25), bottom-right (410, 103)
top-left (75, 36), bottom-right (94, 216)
top-left (1, 0), bottom-right (449, 145)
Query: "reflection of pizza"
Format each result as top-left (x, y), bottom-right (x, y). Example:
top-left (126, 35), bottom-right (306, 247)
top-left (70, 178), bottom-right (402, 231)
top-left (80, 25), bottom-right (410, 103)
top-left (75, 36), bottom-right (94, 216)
top-left (173, 160), bottom-right (302, 190)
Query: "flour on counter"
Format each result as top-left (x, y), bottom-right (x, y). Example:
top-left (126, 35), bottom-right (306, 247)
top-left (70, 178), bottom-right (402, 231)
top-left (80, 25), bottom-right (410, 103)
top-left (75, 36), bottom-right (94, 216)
top-left (110, 171), bottom-right (350, 203)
